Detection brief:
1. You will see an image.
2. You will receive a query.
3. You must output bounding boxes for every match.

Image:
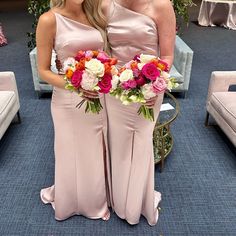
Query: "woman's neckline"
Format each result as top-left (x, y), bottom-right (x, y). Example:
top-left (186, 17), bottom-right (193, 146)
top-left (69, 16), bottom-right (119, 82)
top-left (53, 11), bottom-right (95, 30)
top-left (113, 1), bottom-right (156, 27)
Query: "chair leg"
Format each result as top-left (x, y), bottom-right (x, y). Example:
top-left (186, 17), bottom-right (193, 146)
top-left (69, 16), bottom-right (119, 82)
top-left (183, 91), bottom-right (187, 99)
top-left (17, 111), bottom-right (21, 124)
top-left (37, 91), bottom-right (42, 99)
top-left (205, 112), bottom-right (209, 126)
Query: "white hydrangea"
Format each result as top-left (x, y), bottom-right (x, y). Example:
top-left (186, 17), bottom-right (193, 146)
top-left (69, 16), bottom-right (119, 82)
top-left (63, 57), bottom-right (76, 72)
top-left (81, 71), bottom-right (98, 91)
top-left (141, 83), bottom-right (156, 99)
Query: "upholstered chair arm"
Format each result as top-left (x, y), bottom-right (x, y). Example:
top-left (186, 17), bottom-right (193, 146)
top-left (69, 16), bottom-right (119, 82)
top-left (207, 71), bottom-right (236, 101)
top-left (0, 71), bottom-right (20, 103)
top-left (174, 36), bottom-right (194, 91)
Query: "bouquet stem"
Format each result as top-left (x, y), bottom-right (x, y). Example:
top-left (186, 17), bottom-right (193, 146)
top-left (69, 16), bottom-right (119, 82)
top-left (138, 105), bottom-right (154, 121)
top-left (76, 98), bottom-right (103, 114)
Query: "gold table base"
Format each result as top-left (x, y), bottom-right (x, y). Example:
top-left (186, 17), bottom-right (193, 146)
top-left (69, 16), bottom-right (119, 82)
top-left (153, 92), bottom-right (179, 171)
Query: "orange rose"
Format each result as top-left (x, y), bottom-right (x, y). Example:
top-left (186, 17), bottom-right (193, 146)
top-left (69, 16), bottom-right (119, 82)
top-left (157, 60), bottom-right (169, 72)
top-left (92, 51), bottom-right (99, 57)
top-left (76, 61), bottom-right (85, 71)
top-left (150, 59), bottom-right (159, 67)
top-left (104, 63), bottom-right (111, 74)
top-left (109, 58), bottom-right (118, 66)
top-left (130, 61), bottom-right (138, 70)
top-left (66, 69), bottom-right (74, 79)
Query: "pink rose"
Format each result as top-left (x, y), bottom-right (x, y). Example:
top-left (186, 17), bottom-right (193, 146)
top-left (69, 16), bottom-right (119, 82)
top-left (135, 74), bottom-right (146, 87)
top-left (71, 70), bottom-right (83, 88)
top-left (152, 77), bottom-right (167, 93)
top-left (121, 80), bottom-right (137, 90)
top-left (97, 52), bottom-right (110, 63)
top-left (141, 62), bottom-right (160, 81)
top-left (98, 74), bottom-right (112, 93)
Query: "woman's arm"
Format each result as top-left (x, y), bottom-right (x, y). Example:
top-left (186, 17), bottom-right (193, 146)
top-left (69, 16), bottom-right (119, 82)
top-left (36, 11), bottom-right (66, 89)
top-left (154, 0), bottom-right (176, 69)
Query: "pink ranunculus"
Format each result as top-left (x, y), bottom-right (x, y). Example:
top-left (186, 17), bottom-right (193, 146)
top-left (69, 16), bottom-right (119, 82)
top-left (125, 60), bottom-right (133, 69)
top-left (152, 77), bottom-right (167, 93)
top-left (97, 51), bottom-right (110, 63)
top-left (141, 62), bottom-right (160, 81)
top-left (133, 68), bottom-right (140, 77)
top-left (85, 50), bottom-right (94, 58)
top-left (98, 74), bottom-right (112, 94)
top-left (135, 74), bottom-right (146, 87)
top-left (71, 70), bottom-right (83, 88)
top-left (121, 79), bottom-right (137, 90)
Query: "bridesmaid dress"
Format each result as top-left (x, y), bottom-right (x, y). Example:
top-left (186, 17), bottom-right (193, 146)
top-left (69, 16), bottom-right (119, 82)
top-left (106, 1), bottom-right (164, 226)
top-left (40, 12), bottom-right (111, 221)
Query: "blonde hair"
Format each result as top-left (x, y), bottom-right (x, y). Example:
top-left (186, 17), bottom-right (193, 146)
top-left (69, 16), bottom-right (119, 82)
top-left (50, 0), bottom-right (109, 52)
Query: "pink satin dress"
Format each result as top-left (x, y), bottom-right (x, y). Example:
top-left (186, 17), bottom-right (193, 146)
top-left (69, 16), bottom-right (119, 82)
top-left (40, 12), bottom-right (110, 221)
top-left (106, 1), bottom-right (163, 226)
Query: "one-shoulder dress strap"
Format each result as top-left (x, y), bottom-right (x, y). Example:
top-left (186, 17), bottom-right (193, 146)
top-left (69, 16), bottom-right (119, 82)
top-left (108, 0), bottom-right (116, 21)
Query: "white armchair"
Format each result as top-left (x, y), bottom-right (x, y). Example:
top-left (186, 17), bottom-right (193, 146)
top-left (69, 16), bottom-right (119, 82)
top-left (0, 71), bottom-right (21, 140)
top-left (170, 35), bottom-right (194, 97)
top-left (205, 71), bottom-right (236, 146)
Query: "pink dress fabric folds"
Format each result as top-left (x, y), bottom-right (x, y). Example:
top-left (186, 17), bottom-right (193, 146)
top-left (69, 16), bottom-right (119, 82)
top-left (106, 1), bottom-right (163, 226)
top-left (40, 12), bottom-right (111, 220)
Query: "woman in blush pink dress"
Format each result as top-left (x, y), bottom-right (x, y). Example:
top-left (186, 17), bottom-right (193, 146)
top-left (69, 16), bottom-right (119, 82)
top-left (105, 0), bottom-right (176, 225)
top-left (36, 0), bottom-right (111, 221)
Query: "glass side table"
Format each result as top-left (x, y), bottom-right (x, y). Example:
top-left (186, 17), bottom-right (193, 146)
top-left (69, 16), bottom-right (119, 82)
top-left (153, 91), bottom-right (180, 171)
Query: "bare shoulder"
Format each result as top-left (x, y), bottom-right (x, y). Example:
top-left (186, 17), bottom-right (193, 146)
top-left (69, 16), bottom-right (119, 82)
top-left (152, 0), bottom-right (175, 22)
top-left (38, 10), bottom-right (56, 28)
top-left (153, 0), bottom-right (174, 12)
top-left (101, 0), bottom-right (112, 17)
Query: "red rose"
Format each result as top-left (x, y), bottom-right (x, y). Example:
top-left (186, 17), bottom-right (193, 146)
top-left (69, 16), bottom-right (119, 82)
top-left (141, 62), bottom-right (160, 81)
top-left (71, 70), bottom-right (83, 88)
top-left (75, 51), bottom-right (85, 61)
top-left (135, 74), bottom-right (146, 87)
top-left (98, 74), bottom-right (112, 94)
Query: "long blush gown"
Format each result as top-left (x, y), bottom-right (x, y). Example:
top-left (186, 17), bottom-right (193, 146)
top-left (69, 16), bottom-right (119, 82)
top-left (40, 12), bottom-right (111, 221)
top-left (106, 1), bottom-right (164, 226)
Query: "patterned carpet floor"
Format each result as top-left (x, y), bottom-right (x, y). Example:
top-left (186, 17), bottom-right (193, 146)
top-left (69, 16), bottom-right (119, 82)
top-left (0, 2), bottom-right (236, 235)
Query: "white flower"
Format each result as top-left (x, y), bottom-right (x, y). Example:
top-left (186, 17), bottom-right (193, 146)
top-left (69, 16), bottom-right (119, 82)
top-left (120, 94), bottom-right (131, 105)
top-left (129, 95), bottom-right (139, 102)
top-left (139, 54), bottom-right (156, 64)
top-left (85, 58), bottom-right (105, 77)
top-left (141, 84), bottom-right (156, 99)
top-left (81, 71), bottom-right (98, 91)
top-left (111, 75), bottom-right (120, 90)
top-left (119, 69), bottom-right (134, 82)
top-left (137, 63), bottom-right (145, 70)
top-left (162, 71), bottom-right (170, 80)
top-left (63, 57), bottom-right (76, 72)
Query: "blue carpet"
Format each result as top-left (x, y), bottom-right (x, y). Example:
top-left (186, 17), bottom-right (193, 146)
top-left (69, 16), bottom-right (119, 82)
top-left (0, 3), bottom-right (236, 236)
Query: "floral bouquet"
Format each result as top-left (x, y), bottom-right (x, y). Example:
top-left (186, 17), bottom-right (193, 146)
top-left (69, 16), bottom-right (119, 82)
top-left (110, 54), bottom-right (178, 121)
top-left (63, 50), bottom-right (118, 114)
